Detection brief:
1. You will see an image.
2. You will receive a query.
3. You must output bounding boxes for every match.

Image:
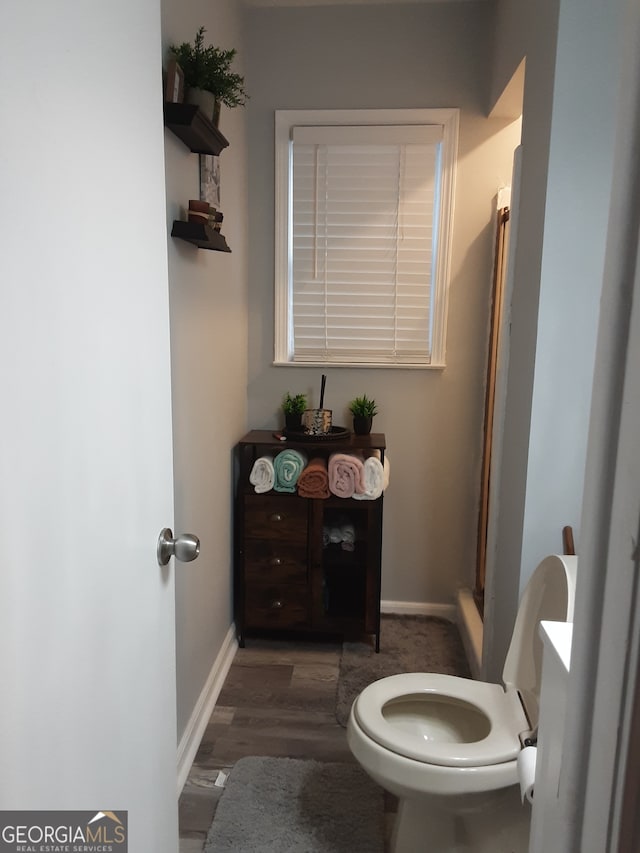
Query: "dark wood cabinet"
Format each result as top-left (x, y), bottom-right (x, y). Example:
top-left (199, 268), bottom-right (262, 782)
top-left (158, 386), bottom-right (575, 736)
top-left (234, 430), bottom-right (385, 651)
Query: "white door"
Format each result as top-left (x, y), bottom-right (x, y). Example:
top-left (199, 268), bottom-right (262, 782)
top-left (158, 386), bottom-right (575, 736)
top-left (0, 2), bottom-right (180, 851)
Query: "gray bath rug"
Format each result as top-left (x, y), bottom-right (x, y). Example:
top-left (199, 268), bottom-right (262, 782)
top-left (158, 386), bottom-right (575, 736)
top-left (204, 756), bottom-right (384, 853)
top-left (335, 613), bottom-right (471, 726)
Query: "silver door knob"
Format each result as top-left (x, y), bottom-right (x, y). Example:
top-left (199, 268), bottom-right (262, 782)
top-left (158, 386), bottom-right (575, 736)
top-left (157, 528), bottom-right (200, 566)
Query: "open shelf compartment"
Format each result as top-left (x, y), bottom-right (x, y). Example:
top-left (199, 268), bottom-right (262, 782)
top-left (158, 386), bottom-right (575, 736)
top-left (171, 220), bottom-right (231, 252)
top-left (163, 102), bottom-right (230, 155)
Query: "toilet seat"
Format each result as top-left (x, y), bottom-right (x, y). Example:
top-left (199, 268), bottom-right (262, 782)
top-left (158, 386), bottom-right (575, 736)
top-left (351, 555), bottom-right (578, 774)
top-left (353, 672), bottom-right (530, 767)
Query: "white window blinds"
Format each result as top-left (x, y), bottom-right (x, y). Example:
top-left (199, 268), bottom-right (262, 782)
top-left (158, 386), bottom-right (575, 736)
top-left (290, 124), bottom-right (443, 365)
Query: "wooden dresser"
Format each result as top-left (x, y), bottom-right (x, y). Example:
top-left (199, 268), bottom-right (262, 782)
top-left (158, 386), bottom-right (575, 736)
top-left (234, 430), bottom-right (386, 650)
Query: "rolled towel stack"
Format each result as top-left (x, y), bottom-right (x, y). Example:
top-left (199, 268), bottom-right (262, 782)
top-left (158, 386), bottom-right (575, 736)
top-left (328, 453), bottom-right (366, 498)
top-left (273, 449), bottom-right (307, 493)
top-left (328, 526), bottom-right (343, 544)
top-left (353, 453), bottom-right (390, 501)
top-left (297, 457), bottom-right (330, 499)
top-left (322, 522), bottom-right (356, 551)
top-left (249, 455), bottom-right (275, 494)
top-left (341, 522), bottom-right (355, 551)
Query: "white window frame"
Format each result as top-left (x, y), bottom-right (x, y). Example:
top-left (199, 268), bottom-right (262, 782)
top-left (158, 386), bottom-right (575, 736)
top-left (274, 108), bottom-right (459, 368)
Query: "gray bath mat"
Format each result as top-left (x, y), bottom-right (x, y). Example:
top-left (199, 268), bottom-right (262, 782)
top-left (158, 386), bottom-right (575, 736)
top-left (335, 613), bottom-right (471, 726)
top-left (204, 756), bottom-right (384, 853)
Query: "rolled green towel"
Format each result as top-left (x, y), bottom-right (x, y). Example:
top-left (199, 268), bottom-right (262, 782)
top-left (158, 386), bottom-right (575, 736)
top-left (273, 449), bottom-right (307, 493)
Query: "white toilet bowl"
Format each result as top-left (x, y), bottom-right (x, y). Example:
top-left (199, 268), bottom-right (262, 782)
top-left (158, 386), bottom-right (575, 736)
top-left (347, 554), bottom-right (578, 853)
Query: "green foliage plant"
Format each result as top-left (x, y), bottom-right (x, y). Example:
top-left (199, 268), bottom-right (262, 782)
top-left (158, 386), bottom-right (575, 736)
top-left (349, 394), bottom-right (378, 418)
top-left (282, 392), bottom-right (307, 416)
top-left (170, 26), bottom-right (248, 108)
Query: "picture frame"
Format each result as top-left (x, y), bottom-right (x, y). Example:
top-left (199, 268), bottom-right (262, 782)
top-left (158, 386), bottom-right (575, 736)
top-left (165, 58), bottom-right (184, 104)
top-left (200, 154), bottom-right (221, 209)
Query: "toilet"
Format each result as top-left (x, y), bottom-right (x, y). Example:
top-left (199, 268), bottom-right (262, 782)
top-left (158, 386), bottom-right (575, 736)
top-left (347, 554), bottom-right (578, 853)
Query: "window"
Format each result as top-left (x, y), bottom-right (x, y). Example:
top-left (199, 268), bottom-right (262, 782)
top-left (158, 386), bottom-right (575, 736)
top-left (274, 109), bottom-right (459, 368)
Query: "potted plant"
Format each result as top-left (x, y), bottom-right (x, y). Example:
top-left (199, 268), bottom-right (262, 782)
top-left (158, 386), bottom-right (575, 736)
top-left (169, 26), bottom-right (248, 126)
top-left (349, 394), bottom-right (378, 435)
top-left (282, 392), bottom-right (307, 430)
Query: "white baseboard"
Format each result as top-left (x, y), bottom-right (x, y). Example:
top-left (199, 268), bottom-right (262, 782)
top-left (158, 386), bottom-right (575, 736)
top-left (456, 588), bottom-right (483, 680)
top-left (176, 623), bottom-right (238, 794)
top-left (381, 599), bottom-right (457, 622)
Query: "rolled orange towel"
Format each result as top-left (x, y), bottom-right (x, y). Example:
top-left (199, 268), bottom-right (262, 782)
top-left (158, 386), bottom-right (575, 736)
top-left (297, 457), bottom-right (330, 499)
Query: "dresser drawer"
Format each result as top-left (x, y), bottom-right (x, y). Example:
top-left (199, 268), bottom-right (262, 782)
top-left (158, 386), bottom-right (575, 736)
top-left (244, 584), bottom-right (309, 629)
top-left (243, 495), bottom-right (307, 544)
top-left (244, 540), bottom-right (308, 584)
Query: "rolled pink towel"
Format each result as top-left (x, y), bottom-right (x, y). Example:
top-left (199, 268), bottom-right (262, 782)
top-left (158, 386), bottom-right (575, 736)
top-left (328, 453), bottom-right (366, 498)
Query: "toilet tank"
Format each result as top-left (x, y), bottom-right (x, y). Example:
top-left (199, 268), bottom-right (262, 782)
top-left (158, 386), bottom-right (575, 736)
top-left (501, 554), bottom-right (577, 729)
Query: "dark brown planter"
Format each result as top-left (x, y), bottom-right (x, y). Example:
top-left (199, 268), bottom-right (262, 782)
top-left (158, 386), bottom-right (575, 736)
top-left (285, 413), bottom-right (303, 430)
top-left (352, 416), bottom-right (373, 435)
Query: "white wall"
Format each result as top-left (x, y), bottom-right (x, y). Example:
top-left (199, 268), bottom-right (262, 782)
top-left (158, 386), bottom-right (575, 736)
top-left (519, 0), bottom-right (625, 587)
top-left (161, 0), bottom-right (249, 741)
top-left (245, 2), bottom-right (520, 605)
top-left (483, 0), bottom-right (561, 680)
top-left (484, 0), bottom-right (628, 680)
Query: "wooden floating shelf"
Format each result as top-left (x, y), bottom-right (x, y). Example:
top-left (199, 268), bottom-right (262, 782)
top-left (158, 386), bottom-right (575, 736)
top-left (171, 220), bottom-right (231, 252)
top-left (163, 102), bottom-right (230, 156)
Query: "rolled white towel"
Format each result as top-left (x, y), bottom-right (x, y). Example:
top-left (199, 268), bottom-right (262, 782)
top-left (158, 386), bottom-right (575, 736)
top-left (249, 455), bottom-right (275, 494)
top-left (322, 526), bottom-right (331, 547)
top-left (353, 454), bottom-right (389, 500)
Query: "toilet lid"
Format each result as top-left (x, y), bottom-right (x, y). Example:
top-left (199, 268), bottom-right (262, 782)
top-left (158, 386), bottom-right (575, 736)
top-left (502, 554), bottom-right (577, 730)
top-left (353, 672), bottom-right (529, 767)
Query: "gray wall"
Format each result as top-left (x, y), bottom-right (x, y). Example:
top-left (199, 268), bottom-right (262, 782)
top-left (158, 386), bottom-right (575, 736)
top-left (245, 2), bottom-right (521, 605)
top-left (162, 0), bottom-right (249, 742)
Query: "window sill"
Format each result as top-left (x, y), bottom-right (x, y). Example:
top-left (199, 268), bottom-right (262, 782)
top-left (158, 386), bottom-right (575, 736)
top-left (273, 360), bottom-right (446, 370)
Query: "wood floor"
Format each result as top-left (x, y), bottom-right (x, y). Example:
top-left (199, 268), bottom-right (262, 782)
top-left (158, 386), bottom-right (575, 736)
top-left (178, 635), bottom-right (396, 852)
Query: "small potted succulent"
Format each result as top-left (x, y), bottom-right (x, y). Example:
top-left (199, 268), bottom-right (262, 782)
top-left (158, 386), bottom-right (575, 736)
top-left (169, 26), bottom-right (248, 126)
top-left (282, 392), bottom-right (307, 430)
top-left (349, 394), bottom-right (378, 435)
